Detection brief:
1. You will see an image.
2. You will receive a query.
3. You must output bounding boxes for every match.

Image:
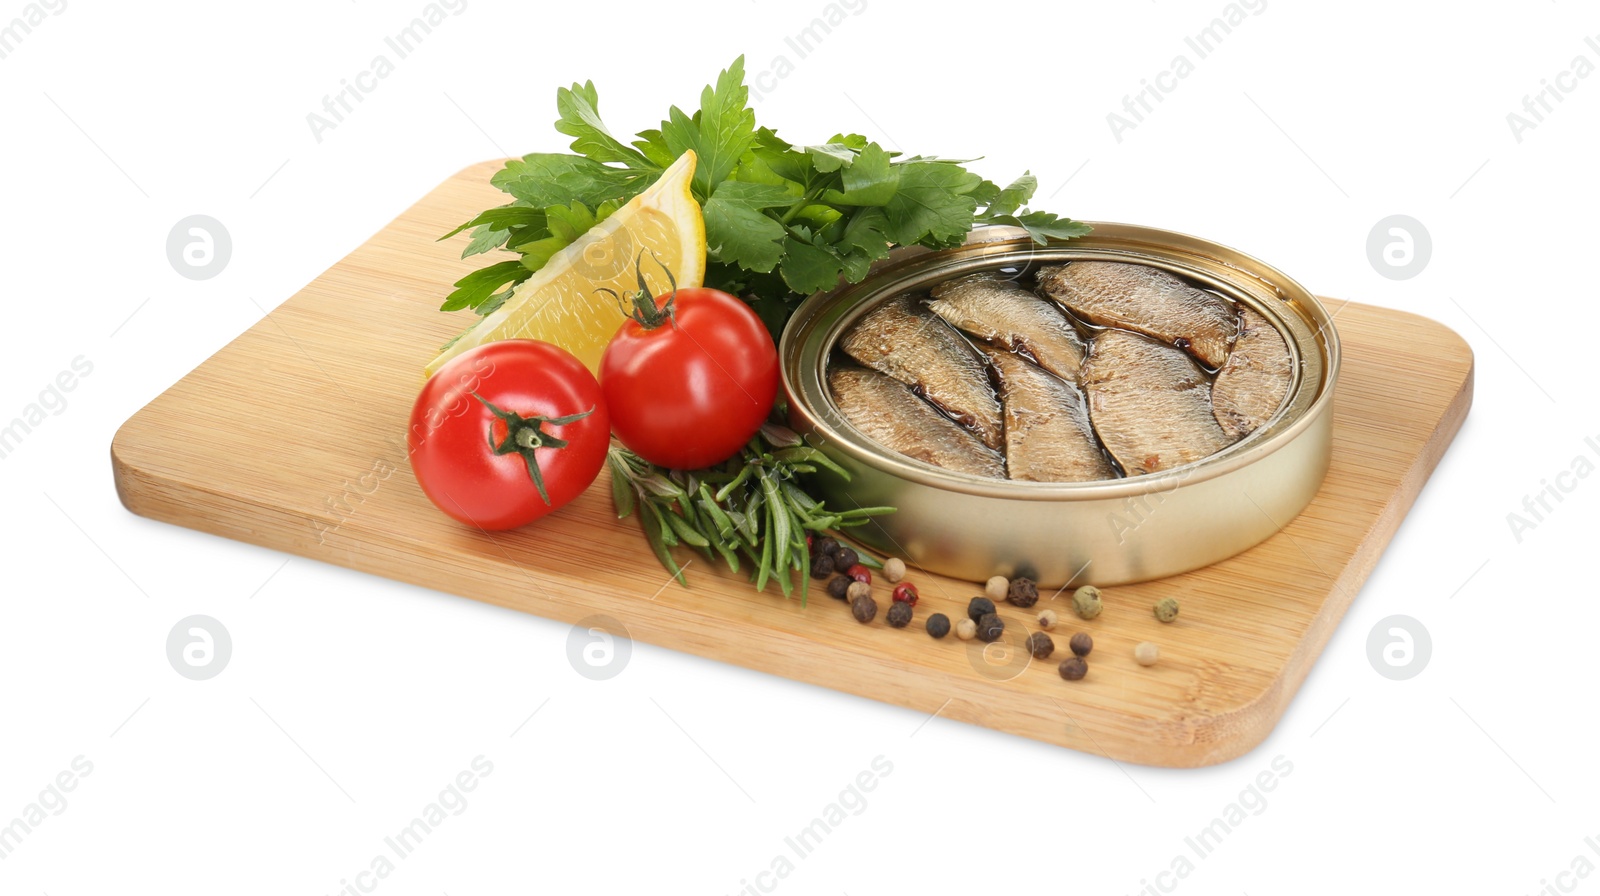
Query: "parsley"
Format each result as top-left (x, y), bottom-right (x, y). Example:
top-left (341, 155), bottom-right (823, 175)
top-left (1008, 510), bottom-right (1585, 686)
top-left (441, 56), bottom-right (1090, 332)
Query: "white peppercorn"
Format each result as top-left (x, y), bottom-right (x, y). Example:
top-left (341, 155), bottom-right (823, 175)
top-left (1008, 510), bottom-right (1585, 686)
top-left (883, 557), bottom-right (907, 583)
top-left (1134, 641), bottom-right (1160, 666)
top-left (985, 576), bottom-right (1009, 601)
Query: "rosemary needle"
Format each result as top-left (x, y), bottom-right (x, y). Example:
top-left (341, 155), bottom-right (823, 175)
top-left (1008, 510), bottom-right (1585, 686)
top-left (608, 424), bottom-right (893, 600)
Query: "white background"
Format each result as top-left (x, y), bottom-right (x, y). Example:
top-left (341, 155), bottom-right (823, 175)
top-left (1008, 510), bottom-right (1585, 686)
top-left (3, 0), bottom-right (1596, 893)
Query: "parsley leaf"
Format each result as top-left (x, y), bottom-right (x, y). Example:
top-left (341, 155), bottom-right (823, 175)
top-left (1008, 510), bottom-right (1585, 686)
top-left (826, 142), bottom-right (898, 207)
top-left (441, 260), bottom-right (530, 313)
top-left (442, 57), bottom-right (1090, 328)
top-left (556, 80), bottom-right (656, 169)
top-left (660, 56), bottom-right (757, 202)
top-left (884, 161), bottom-right (984, 247)
top-left (983, 210), bottom-right (1094, 243)
top-left (463, 224), bottom-right (511, 258)
top-left (778, 235), bottom-right (845, 296)
top-left (703, 181), bottom-right (792, 273)
top-left (985, 173), bottom-right (1038, 217)
top-left (491, 154), bottom-right (653, 207)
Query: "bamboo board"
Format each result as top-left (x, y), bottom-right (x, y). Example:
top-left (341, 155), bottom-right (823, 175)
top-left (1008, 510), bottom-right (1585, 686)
top-left (111, 162), bottom-right (1474, 767)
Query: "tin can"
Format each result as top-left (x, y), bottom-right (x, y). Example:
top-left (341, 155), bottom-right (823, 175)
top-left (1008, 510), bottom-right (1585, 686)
top-left (781, 223), bottom-right (1339, 586)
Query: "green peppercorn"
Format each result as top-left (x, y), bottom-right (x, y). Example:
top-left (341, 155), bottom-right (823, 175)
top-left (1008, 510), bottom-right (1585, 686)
top-left (1007, 577), bottom-right (1040, 608)
top-left (1072, 586), bottom-right (1103, 620)
top-left (1027, 632), bottom-right (1054, 659)
top-left (926, 613), bottom-right (951, 639)
top-left (826, 575), bottom-right (851, 601)
top-left (1058, 656), bottom-right (1088, 681)
top-left (1154, 597), bottom-right (1180, 623)
top-left (887, 600), bottom-right (913, 629)
top-left (977, 613), bottom-right (1005, 643)
top-left (1070, 632), bottom-right (1093, 657)
top-left (967, 596), bottom-right (996, 623)
top-left (851, 594), bottom-right (877, 624)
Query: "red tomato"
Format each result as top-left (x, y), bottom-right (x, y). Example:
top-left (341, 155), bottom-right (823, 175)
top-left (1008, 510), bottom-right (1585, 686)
top-left (600, 286), bottom-right (779, 470)
top-left (408, 340), bottom-right (610, 530)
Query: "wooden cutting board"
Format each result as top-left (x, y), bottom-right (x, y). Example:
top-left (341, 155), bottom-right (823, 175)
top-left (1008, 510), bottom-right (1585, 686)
top-left (111, 161), bottom-right (1474, 768)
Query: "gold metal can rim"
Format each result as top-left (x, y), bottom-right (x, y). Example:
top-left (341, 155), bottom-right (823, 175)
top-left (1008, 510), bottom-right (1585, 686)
top-left (780, 222), bottom-right (1341, 501)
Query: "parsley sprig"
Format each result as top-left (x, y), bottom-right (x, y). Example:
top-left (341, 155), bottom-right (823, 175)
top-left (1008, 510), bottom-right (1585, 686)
top-left (441, 56), bottom-right (1089, 334)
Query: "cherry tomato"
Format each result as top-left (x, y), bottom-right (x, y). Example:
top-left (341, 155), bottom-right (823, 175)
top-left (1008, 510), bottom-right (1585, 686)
top-left (408, 340), bottom-right (609, 530)
top-left (600, 282), bottom-right (779, 470)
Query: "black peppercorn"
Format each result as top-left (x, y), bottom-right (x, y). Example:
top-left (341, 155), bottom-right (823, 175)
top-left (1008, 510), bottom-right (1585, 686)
top-left (851, 594), bottom-right (877, 624)
top-left (1027, 632), bottom-right (1054, 659)
top-left (813, 536), bottom-right (838, 559)
top-left (926, 613), bottom-right (951, 639)
top-left (887, 600), bottom-right (913, 628)
top-left (810, 552), bottom-right (836, 580)
top-left (833, 546), bottom-right (859, 571)
top-left (1058, 656), bottom-right (1088, 681)
top-left (1070, 632), bottom-right (1093, 657)
top-left (967, 596), bottom-right (996, 623)
top-left (826, 575), bottom-right (851, 601)
top-left (976, 612), bottom-right (1004, 642)
top-left (1007, 577), bottom-right (1039, 608)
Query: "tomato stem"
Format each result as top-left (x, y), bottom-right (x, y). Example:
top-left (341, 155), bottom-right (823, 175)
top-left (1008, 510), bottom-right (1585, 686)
top-left (597, 250), bottom-right (678, 331)
top-left (472, 392), bottom-right (595, 505)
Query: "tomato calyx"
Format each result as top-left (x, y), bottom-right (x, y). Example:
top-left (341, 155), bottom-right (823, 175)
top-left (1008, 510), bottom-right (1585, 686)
top-left (600, 250), bottom-right (679, 332)
top-left (472, 392), bottom-right (596, 506)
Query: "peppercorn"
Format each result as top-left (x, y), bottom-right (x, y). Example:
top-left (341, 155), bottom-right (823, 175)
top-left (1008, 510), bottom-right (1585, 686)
top-left (1072, 585), bottom-right (1103, 620)
top-left (1037, 609), bottom-right (1059, 630)
top-left (976, 613), bottom-right (1004, 643)
top-left (955, 618), bottom-right (978, 640)
top-left (892, 582), bottom-right (919, 605)
top-left (967, 596), bottom-right (996, 623)
top-left (1027, 632), bottom-right (1055, 659)
top-left (883, 557), bottom-right (907, 583)
top-left (1070, 632), bottom-right (1093, 657)
top-left (833, 546), bottom-right (860, 572)
top-left (1154, 597), bottom-right (1180, 623)
top-left (1007, 576), bottom-right (1040, 608)
top-left (886, 600), bottom-right (913, 628)
top-left (851, 594), bottom-right (878, 623)
top-left (846, 581), bottom-right (871, 603)
top-left (845, 563), bottom-right (872, 585)
top-left (813, 536), bottom-right (838, 559)
top-left (826, 575), bottom-right (851, 601)
top-left (1134, 641), bottom-right (1160, 666)
top-left (984, 575), bottom-right (1009, 601)
top-left (926, 613), bottom-right (951, 639)
top-left (809, 552), bottom-right (836, 580)
top-left (1058, 656), bottom-right (1088, 681)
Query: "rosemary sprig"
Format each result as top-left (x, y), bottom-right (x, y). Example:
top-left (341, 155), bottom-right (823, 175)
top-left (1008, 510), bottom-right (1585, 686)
top-left (608, 423), bottom-right (895, 600)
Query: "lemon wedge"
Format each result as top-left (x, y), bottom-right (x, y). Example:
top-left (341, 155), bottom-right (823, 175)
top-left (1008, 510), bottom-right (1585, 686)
top-left (427, 151), bottom-right (706, 376)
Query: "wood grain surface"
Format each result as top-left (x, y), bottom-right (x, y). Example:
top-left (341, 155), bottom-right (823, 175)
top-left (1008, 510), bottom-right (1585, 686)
top-left (111, 161), bottom-right (1474, 767)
